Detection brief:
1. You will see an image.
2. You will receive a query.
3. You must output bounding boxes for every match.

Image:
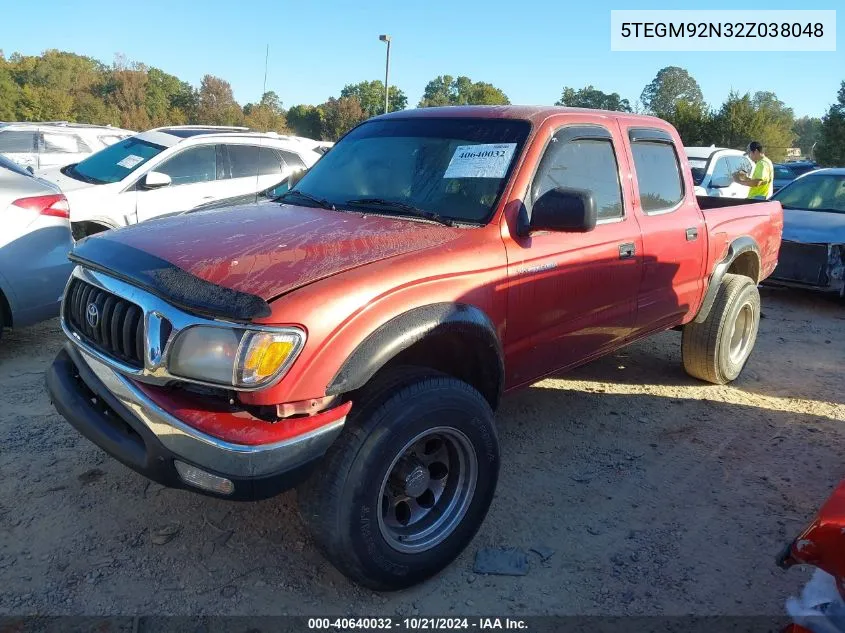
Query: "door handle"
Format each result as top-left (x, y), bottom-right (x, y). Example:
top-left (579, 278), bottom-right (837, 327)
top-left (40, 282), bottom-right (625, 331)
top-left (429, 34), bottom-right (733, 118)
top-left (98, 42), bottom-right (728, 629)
top-left (618, 242), bottom-right (636, 259)
top-left (686, 227), bottom-right (699, 241)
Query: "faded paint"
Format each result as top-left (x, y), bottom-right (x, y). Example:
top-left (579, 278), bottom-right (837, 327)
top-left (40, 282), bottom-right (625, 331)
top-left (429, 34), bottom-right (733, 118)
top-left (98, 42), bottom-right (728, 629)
top-left (88, 202), bottom-right (465, 301)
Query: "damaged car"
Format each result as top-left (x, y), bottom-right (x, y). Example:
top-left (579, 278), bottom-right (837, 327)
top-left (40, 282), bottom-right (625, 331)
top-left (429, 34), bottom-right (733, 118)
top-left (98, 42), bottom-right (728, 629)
top-left (779, 477), bottom-right (845, 633)
top-left (768, 168), bottom-right (845, 298)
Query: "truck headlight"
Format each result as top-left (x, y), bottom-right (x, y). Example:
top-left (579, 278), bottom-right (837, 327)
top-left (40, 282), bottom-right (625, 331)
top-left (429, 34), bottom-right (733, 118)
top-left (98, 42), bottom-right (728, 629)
top-left (168, 326), bottom-right (305, 388)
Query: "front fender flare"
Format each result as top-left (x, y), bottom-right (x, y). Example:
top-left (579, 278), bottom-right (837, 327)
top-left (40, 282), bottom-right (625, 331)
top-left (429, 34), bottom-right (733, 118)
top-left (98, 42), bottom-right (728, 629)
top-left (326, 303), bottom-right (504, 407)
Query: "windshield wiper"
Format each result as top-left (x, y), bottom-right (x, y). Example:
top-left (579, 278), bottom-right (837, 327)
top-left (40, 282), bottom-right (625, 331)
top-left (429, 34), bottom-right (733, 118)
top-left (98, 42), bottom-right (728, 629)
top-left (277, 189), bottom-right (336, 210)
top-left (63, 164), bottom-right (102, 185)
top-left (345, 198), bottom-right (454, 227)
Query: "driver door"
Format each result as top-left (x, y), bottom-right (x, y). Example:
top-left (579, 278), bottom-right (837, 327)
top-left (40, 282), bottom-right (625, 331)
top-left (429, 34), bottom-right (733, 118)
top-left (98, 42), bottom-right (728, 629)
top-left (504, 124), bottom-right (643, 387)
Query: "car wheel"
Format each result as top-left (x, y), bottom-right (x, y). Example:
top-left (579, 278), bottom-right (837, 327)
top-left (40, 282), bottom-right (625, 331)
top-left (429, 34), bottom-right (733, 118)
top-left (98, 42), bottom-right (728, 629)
top-left (297, 369), bottom-right (499, 590)
top-left (682, 273), bottom-right (761, 384)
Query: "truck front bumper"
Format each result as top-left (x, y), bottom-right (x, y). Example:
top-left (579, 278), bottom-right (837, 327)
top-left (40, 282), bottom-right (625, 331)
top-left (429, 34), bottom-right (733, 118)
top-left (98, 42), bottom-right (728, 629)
top-left (46, 343), bottom-right (346, 500)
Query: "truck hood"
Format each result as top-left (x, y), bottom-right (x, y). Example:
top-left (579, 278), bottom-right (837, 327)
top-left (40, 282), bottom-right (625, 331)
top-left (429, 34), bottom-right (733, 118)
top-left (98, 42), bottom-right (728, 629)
top-left (73, 201), bottom-right (464, 311)
top-left (782, 208), bottom-right (845, 244)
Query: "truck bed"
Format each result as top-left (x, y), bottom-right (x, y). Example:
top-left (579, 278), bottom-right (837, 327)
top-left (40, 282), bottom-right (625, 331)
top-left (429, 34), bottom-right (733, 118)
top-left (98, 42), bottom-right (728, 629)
top-left (697, 196), bottom-right (784, 284)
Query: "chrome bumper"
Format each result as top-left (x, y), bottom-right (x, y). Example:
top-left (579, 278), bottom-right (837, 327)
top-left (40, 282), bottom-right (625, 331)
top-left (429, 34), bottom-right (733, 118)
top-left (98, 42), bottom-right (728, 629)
top-left (76, 349), bottom-right (344, 478)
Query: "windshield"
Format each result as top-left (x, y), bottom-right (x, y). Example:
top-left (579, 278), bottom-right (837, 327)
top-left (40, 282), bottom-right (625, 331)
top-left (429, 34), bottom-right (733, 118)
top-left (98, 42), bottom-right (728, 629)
top-left (67, 137), bottom-right (166, 184)
top-left (788, 163), bottom-right (817, 176)
top-left (688, 158), bottom-right (707, 185)
top-left (290, 117), bottom-right (531, 224)
top-left (773, 174), bottom-right (845, 214)
top-left (0, 153), bottom-right (33, 178)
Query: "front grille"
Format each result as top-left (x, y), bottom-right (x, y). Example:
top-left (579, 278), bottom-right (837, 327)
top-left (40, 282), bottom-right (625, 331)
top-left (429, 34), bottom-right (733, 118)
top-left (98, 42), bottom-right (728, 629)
top-left (65, 278), bottom-right (145, 368)
top-left (772, 242), bottom-right (831, 286)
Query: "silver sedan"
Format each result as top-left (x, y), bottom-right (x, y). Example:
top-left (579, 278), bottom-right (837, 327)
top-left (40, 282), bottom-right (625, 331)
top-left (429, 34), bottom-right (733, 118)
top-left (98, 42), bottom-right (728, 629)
top-left (0, 154), bottom-right (74, 336)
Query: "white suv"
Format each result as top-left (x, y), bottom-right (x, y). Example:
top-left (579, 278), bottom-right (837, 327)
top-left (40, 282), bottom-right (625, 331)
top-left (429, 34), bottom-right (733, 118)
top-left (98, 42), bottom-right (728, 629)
top-left (38, 126), bottom-right (327, 238)
top-left (0, 122), bottom-right (134, 171)
top-left (685, 146), bottom-right (754, 198)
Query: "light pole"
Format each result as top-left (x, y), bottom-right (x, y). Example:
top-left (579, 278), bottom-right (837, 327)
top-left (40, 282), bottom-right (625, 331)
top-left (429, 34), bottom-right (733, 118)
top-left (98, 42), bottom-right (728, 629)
top-left (379, 34), bottom-right (391, 114)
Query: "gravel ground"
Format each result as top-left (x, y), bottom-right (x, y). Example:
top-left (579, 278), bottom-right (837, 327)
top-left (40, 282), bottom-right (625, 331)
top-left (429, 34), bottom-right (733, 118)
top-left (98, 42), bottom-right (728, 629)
top-left (1, 286), bottom-right (843, 616)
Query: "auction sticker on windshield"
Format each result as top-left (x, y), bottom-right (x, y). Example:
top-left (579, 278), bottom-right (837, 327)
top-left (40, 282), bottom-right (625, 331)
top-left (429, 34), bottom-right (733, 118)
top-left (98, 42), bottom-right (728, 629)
top-left (117, 155), bottom-right (144, 169)
top-left (444, 143), bottom-right (517, 179)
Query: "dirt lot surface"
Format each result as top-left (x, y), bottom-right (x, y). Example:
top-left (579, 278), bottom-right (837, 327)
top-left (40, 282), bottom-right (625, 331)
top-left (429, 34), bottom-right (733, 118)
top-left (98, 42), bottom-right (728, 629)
top-left (1, 287), bottom-right (843, 616)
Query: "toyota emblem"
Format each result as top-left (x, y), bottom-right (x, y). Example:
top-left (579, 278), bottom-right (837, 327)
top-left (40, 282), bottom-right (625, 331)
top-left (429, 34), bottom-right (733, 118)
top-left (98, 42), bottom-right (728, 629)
top-left (86, 303), bottom-right (99, 328)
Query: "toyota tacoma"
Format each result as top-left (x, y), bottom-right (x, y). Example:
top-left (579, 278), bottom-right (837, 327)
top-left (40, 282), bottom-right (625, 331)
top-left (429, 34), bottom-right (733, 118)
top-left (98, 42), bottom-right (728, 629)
top-left (47, 106), bottom-right (783, 590)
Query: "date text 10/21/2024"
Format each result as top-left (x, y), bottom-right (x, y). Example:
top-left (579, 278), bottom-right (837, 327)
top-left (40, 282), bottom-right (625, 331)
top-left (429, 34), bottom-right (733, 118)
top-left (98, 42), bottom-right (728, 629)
top-left (307, 618), bottom-right (530, 630)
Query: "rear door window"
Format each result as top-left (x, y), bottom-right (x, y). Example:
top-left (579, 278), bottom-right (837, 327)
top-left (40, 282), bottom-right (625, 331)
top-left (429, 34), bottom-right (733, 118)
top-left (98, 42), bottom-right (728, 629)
top-left (225, 145), bottom-right (284, 178)
top-left (42, 133), bottom-right (91, 153)
top-left (279, 150), bottom-right (305, 169)
top-left (0, 131), bottom-right (37, 153)
top-left (729, 155), bottom-right (753, 176)
top-left (631, 141), bottom-right (684, 213)
top-left (156, 145), bottom-right (218, 185)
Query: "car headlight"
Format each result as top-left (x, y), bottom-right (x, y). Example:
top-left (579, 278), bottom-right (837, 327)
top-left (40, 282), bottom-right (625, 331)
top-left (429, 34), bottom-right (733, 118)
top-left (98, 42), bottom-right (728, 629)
top-left (168, 326), bottom-right (305, 389)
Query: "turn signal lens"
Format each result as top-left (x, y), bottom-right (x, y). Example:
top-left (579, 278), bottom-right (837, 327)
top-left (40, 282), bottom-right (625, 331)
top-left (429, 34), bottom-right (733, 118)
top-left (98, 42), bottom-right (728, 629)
top-left (236, 331), bottom-right (304, 387)
top-left (167, 326), bottom-right (305, 389)
top-left (174, 461), bottom-right (234, 495)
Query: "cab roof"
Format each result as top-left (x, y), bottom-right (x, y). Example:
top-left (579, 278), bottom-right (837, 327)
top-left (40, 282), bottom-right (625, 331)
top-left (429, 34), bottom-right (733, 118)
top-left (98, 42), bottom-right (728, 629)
top-left (374, 105), bottom-right (666, 125)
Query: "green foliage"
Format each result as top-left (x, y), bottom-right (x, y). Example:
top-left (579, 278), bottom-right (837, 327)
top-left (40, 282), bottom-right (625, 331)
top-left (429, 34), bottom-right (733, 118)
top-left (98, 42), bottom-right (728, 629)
top-left (16, 84), bottom-right (75, 121)
top-left (418, 75), bottom-right (509, 107)
top-left (709, 91), bottom-right (794, 161)
top-left (197, 74), bottom-right (244, 126)
top-left (243, 91), bottom-right (289, 133)
top-left (555, 85), bottom-right (631, 112)
top-left (145, 67), bottom-right (196, 126)
top-left (0, 49), bottom-right (829, 160)
top-left (340, 80), bottom-right (407, 118)
top-left (0, 68), bottom-right (17, 120)
top-left (663, 100), bottom-right (714, 146)
top-left (792, 116), bottom-right (823, 157)
top-left (816, 81), bottom-right (845, 167)
top-left (319, 96), bottom-right (366, 141)
top-left (640, 66), bottom-right (704, 117)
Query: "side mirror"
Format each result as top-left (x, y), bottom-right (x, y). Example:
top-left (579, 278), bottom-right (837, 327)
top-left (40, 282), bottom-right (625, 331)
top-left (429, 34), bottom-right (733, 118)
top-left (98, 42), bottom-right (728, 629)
top-left (530, 187), bottom-right (597, 233)
top-left (287, 168), bottom-right (307, 190)
top-left (140, 171), bottom-right (172, 190)
top-left (26, 166), bottom-right (35, 175)
top-left (710, 175), bottom-right (733, 188)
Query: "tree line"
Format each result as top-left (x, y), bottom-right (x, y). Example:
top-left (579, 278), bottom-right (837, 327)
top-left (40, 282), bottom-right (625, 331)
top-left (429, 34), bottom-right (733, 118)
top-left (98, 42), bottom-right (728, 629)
top-left (1, 51), bottom-right (843, 165)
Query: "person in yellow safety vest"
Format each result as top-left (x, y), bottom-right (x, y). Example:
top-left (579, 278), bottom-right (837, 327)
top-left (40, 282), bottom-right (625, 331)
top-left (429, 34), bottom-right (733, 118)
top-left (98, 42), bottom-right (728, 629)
top-left (732, 141), bottom-right (774, 199)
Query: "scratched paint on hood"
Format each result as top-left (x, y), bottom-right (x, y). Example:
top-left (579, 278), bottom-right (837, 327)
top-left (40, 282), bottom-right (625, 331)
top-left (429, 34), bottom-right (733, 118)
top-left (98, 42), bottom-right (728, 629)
top-left (91, 202), bottom-right (464, 301)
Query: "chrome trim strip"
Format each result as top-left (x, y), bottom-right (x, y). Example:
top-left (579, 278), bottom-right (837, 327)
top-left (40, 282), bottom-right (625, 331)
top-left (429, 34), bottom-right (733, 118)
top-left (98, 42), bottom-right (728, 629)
top-left (60, 266), bottom-right (305, 392)
top-left (77, 349), bottom-right (343, 478)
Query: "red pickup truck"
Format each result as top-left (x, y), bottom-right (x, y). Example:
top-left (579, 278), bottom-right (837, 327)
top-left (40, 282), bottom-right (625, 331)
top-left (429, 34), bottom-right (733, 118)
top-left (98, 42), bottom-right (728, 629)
top-left (47, 106), bottom-right (782, 590)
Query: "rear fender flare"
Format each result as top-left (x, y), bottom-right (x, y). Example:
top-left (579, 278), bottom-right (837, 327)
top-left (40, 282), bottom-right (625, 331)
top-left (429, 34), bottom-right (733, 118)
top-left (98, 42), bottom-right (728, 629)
top-left (694, 236), bottom-right (760, 324)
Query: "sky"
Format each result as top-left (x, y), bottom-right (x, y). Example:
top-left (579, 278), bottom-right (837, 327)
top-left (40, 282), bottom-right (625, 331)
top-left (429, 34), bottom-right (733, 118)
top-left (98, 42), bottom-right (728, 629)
top-left (0, 0), bottom-right (842, 118)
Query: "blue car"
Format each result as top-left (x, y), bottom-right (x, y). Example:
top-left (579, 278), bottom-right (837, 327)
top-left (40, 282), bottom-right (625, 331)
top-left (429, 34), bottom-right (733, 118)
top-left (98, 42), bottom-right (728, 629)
top-left (768, 168), bottom-right (845, 297)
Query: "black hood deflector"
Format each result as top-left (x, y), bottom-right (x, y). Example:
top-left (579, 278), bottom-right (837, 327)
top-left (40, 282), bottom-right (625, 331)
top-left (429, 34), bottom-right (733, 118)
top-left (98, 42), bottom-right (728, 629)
top-left (70, 237), bottom-right (272, 322)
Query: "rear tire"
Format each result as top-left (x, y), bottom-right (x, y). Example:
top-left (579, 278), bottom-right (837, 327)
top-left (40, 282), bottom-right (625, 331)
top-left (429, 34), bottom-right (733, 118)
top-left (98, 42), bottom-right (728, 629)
top-left (682, 273), bottom-right (760, 384)
top-left (297, 369), bottom-right (499, 590)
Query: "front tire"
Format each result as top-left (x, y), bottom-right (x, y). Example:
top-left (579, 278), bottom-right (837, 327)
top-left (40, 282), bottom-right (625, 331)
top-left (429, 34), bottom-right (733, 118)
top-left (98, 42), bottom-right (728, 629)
top-left (682, 273), bottom-right (761, 384)
top-left (297, 371), bottom-right (499, 590)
